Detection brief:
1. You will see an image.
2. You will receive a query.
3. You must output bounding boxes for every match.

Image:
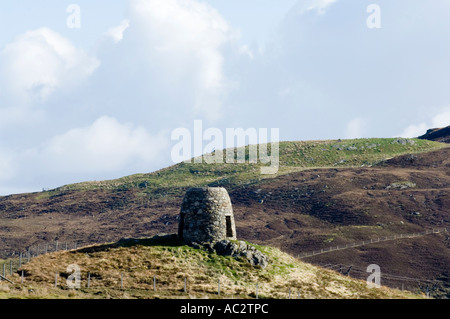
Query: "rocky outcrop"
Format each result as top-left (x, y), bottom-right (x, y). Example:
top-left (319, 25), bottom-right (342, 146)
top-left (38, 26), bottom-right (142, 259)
top-left (391, 138), bottom-right (416, 145)
top-left (188, 240), bottom-right (269, 269)
top-left (418, 126), bottom-right (450, 144)
top-left (213, 240), bottom-right (269, 269)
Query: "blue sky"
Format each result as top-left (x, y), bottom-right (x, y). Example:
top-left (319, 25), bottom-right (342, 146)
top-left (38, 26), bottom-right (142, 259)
top-left (0, 0), bottom-right (449, 195)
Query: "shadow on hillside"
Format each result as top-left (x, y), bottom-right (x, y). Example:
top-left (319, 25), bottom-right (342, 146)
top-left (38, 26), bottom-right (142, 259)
top-left (73, 234), bottom-right (183, 254)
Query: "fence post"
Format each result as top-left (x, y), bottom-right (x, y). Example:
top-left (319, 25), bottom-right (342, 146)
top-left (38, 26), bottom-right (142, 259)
top-left (10, 260), bottom-right (12, 276)
top-left (120, 272), bottom-right (123, 289)
top-left (55, 272), bottom-right (58, 288)
top-left (184, 277), bottom-right (187, 293)
top-left (88, 272), bottom-right (91, 288)
top-left (19, 252), bottom-right (22, 268)
top-left (21, 271), bottom-right (24, 284)
top-left (218, 279), bottom-right (220, 296)
top-left (45, 244), bottom-right (48, 254)
top-left (55, 241), bottom-right (59, 251)
top-left (153, 276), bottom-right (156, 292)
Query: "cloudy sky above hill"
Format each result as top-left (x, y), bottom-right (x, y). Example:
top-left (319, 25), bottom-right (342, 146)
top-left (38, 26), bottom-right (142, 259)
top-left (0, 0), bottom-right (449, 194)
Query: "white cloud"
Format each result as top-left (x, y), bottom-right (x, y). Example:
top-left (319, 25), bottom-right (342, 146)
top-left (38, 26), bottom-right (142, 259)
top-left (310, 0), bottom-right (337, 12)
top-left (106, 20), bottom-right (130, 43)
top-left (297, 0), bottom-right (338, 15)
top-left (0, 116), bottom-right (169, 193)
top-left (34, 116), bottom-right (169, 174)
top-left (129, 0), bottom-right (237, 120)
top-left (238, 45), bottom-right (254, 60)
top-left (0, 27), bottom-right (99, 104)
top-left (398, 123), bottom-right (428, 138)
top-left (431, 109), bottom-right (450, 128)
top-left (345, 117), bottom-right (365, 139)
top-left (398, 108), bottom-right (450, 138)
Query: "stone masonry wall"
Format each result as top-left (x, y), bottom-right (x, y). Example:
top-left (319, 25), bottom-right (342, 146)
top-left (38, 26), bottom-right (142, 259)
top-left (178, 187), bottom-right (236, 244)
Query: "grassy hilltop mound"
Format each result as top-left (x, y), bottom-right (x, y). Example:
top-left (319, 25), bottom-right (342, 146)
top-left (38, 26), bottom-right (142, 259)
top-left (52, 137), bottom-right (446, 193)
top-left (0, 235), bottom-right (423, 299)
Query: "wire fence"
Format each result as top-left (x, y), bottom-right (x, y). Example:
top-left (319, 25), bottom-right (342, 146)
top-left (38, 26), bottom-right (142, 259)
top-left (298, 227), bottom-right (448, 259)
top-left (318, 263), bottom-right (446, 298)
top-left (0, 240), bottom-right (89, 282)
top-left (0, 262), bottom-right (303, 299)
top-left (2, 240), bottom-right (85, 260)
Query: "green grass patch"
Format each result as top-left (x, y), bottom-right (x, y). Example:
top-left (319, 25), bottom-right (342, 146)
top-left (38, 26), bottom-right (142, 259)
top-left (47, 138), bottom-right (446, 195)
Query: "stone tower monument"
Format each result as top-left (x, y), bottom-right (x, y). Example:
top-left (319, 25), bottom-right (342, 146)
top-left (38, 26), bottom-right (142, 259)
top-left (178, 187), bottom-right (237, 245)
